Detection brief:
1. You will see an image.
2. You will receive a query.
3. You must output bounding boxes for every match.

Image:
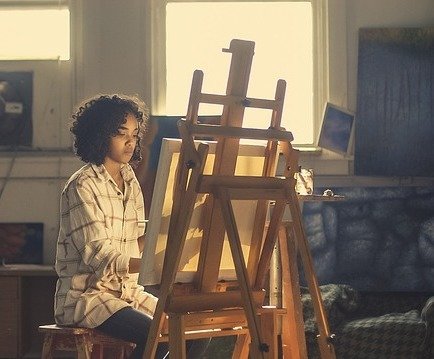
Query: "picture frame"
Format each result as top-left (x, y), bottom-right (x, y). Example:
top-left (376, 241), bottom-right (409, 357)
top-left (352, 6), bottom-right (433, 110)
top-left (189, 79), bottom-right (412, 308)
top-left (355, 28), bottom-right (434, 176)
top-left (0, 222), bottom-right (43, 265)
top-left (317, 103), bottom-right (355, 156)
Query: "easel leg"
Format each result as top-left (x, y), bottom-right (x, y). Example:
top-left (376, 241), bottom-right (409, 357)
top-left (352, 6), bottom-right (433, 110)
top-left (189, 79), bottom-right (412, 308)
top-left (288, 191), bottom-right (336, 359)
top-left (169, 313), bottom-right (186, 359)
top-left (232, 333), bottom-right (250, 359)
top-left (278, 225), bottom-right (308, 359)
top-left (143, 145), bottom-right (209, 359)
top-left (142, 192), bottom-right (198, 358)
top-left (260, 311), bottom-right (279, 359)
top-left (217, 188), bottom-right (265, 359)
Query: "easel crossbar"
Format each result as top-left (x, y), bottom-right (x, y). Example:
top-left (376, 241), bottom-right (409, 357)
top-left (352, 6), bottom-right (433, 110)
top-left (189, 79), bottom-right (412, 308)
top-left (166, 290), bottom-right (265, 313)
top-left (199, 93), bottom-right (282, 110)
top-left (160, 308), bottom-right (288, 335)
top-left (185, 122), bottom-right (294, 142)
top-left (158, 328), bottom-right (250, 341)
top-left (198, 175), bottom-right (295, 196)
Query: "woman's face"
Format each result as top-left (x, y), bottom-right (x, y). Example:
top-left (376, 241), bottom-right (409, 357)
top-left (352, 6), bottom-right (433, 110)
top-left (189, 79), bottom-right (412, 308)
top-left (105, 113), bottom-right (139, 165)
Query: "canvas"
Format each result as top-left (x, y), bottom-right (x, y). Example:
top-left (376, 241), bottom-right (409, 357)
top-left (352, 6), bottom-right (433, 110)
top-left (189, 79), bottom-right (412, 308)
top-left (139, 138), bottom-right (268, 285)
top-left (318, 103), bottom-right (355, 156)
top-left (355, 27), bottom-right (434, 176)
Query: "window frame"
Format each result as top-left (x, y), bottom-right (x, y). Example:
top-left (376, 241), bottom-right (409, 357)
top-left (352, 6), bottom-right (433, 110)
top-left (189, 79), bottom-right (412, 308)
top-left (146, 0), bottom-right (329, 146)
top-left (0, 0), bottom-right (70, 61)
top-left (0, 0), bottom-right (78, 148)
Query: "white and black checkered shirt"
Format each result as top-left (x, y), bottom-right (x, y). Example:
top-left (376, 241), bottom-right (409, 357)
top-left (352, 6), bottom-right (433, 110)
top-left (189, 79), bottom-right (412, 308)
top-left (54, 163), bottom-right (157, 328)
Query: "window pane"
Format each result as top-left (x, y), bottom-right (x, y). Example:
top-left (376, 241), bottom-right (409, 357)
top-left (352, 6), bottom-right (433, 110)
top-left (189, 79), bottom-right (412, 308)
top-left (0, 9), bottom-right (70, 60)
top-left (166, 2), bottom-right (313, 144)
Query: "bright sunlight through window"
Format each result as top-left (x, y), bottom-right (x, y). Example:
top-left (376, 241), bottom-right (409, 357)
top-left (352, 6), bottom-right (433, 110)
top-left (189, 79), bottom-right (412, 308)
top-left (166, 2), bottom-right (313, 144)
top-left (0, 9), bottom-right (70, 60)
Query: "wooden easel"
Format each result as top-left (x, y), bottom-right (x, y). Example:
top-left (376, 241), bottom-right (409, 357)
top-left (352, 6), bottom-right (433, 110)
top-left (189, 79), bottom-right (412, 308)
top-left (143, 39), bottom-right (336, 359)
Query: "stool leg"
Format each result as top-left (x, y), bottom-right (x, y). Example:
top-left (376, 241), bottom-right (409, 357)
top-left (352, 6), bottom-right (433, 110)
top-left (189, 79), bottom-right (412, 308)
top-left (115, 346), bottom-right (126, 359)
top-left (90, 344), bottom-right (103, 359)
top-left (119, 346), bottom-right (127, 359)
top-left (41, 334), bottom-right (54, 359)
top-left (76, 334), bottom-right (92, 359)
top-left (125, 343), bottom-right (135, 358)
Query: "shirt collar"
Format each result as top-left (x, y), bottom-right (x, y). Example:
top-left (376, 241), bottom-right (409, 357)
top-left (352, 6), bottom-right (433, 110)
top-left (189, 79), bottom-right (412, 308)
top-left (90, 163), bottom-right (135, 183)
top-left (120, 164), bottom-right (135, 183)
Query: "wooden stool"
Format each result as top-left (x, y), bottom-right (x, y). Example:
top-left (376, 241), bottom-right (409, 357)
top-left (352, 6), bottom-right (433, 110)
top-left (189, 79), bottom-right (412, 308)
top-left (38, 324), bottom-right (135, 359)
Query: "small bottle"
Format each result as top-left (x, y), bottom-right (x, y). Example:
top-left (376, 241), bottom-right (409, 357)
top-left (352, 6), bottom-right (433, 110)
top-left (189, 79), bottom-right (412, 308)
top-left (295, 168), bottom-right (313, 195)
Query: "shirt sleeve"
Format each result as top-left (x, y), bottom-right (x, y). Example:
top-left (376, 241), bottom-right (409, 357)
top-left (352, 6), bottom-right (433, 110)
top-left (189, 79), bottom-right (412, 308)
top-left (66, 182), bottom-right (130, 281)
top-left (134, 179), bottom-right (146, 237)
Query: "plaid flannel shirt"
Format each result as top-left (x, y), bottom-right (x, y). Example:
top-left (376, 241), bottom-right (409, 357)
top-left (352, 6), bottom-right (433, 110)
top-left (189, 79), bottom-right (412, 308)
top-left (54, 163), bottom-right (157, 328)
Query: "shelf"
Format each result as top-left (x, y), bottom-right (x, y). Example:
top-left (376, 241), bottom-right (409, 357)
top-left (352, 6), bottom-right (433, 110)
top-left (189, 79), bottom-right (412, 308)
top-left (0, 148), bottom-right (74, 157)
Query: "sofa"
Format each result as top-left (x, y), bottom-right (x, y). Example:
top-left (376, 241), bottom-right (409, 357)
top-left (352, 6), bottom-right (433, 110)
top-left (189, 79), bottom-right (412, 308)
top-left (302, 284), bottom-right (434, 359)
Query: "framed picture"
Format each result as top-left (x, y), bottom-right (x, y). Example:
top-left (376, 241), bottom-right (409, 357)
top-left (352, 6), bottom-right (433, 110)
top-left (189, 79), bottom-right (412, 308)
top-left (355, 28), bottom-right (434, 176)
top-left (0, 222), bottom-right (43, 265)
top-left (318, 103), bottom-right (355, 156)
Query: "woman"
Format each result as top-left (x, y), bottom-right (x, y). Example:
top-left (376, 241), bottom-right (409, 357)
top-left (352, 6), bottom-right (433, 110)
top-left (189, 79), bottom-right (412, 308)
top-left (54, 94), bottom-right (208, 358)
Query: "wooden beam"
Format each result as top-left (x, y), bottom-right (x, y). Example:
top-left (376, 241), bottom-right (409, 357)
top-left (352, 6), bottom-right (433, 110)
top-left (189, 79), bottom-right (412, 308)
top-left (195, 39), bottom-right (255, 292)
top-left (198, 175), bottom-right (291, 192)
top-left (185, 122), bottom-right (294, 142)
top-left (198, 93), bottom-right (283, 110)
top-left (169, 314), bottom-right (186, 359)
top-left (166, 290), bottom-right (265, 313)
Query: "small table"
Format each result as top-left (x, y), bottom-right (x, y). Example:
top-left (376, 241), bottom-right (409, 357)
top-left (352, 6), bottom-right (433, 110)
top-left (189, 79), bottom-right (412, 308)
top-left (0, 264), bottom-right (57, 358)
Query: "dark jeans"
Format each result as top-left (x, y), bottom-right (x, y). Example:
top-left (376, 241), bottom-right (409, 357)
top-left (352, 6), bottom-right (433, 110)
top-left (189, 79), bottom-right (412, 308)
top-left (96, 307), bottom-right (210, 359)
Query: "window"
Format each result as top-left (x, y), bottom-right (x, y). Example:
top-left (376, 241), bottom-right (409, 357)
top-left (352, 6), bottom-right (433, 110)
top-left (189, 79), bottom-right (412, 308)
top-left (0, 0), bottom-right (74, 149)
top-left (0, 2), bottom-right (70, 60)
top-left (149, 0), bottom-right (328, 145)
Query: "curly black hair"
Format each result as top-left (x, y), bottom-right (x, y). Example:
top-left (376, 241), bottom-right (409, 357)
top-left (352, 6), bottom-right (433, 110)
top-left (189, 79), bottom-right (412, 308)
top-left (70, 94), bottom-right (148, 166)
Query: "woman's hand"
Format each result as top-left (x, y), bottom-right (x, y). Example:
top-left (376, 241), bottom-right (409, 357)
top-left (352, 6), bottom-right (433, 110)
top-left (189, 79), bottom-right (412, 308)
top-left (128, 257), bottom-right (142, 273)
top-left (137, 235), bottom-right (146, 253)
